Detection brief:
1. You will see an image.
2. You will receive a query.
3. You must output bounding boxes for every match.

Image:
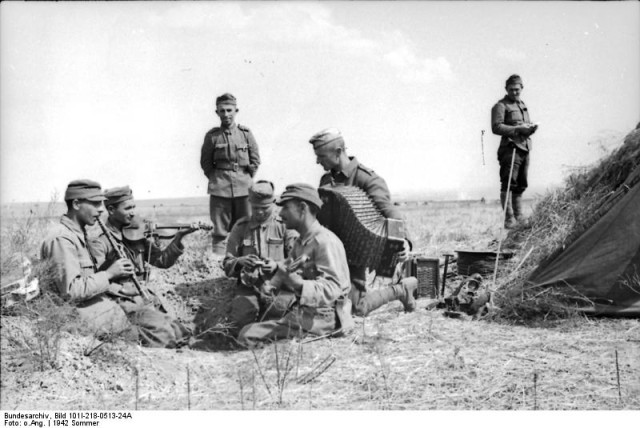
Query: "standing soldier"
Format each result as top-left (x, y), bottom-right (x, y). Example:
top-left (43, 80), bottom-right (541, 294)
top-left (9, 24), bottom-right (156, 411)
top-left (309, 128), bottom-right (417, 317)
top-left (200, 93), bottom-right (260, 255)
top-left (491, 74), bottom-right (538, 228)
top-left (222, 180), bottom-right (299, 335)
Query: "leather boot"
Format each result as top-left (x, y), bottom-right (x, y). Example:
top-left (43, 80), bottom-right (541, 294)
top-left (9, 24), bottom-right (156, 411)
top-left (355, 277), bottom-right (417, 315)
top-left (500, 191), bottom-right (516, 229)
top-left (512, 193), bottom-right (524, 223)
top-left (394, 277), bottom-right (417, 312)
top-left (211, 236), bottom-right (227, 256)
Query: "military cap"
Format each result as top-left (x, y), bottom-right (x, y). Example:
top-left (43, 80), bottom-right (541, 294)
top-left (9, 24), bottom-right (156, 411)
top-left (249, 180), bottom-right (276, 207)
top-left (505, 74), bottom-right (523, 87)
top-left (216, 93), bottom-right (237, 106)
top-left (104, 186), bottom-right (133, 207)
top-left (276, 183), bottom-right (323, 209)
top-left (309, 127), bottom-right (345, 150)
top-left (64, 179), bottom-right (106, 201)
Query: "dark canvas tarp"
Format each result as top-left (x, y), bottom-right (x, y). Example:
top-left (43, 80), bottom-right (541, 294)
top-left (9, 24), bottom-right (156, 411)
top-left (527, 172), bottom-right (640, 316)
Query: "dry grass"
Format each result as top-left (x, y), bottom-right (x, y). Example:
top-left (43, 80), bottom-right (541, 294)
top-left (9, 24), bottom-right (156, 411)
top-left (2, 145), bottom-right (640, 410)
top-left (494, 128), bottom-right (640, 322)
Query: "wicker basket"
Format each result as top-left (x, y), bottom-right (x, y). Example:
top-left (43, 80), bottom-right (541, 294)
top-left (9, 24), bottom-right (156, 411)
top-left (406, 256), bottom-right (440, 298)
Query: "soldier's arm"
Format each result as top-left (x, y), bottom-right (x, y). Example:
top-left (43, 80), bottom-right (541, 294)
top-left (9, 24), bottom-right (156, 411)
top-left (147, 238), bottom-right (184, 269)
top-left (43, 236), bottom-right (111, 301)
top-left (222, 223), bottom-right (244, 277)
top-left (200, 133), bottom-right (214, 178)
top-left (246, 130), bottom-right (260, 176)
top-left (491, 103), bottom-right (519, 138)
top-left (295, 237), bottom-right (348, 308)
top-left (363, 175), bottom-right (403, 220)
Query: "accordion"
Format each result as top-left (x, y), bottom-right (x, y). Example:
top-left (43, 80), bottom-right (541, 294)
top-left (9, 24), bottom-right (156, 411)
top-left (317, 185), bottom-right (405, 277)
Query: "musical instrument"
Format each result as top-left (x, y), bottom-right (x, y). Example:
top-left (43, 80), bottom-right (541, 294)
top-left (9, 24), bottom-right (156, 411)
top-left (122, 217), bottom-right (213, 241)
top-left (317, 185), bottom-right (405, 277)
top-left (96, 218), bottom-right (153, 303)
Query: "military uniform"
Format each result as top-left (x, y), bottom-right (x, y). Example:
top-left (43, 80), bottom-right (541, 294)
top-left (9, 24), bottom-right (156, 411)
top-left (491, 95), bottom-right (533, 195)
top-left (237, 221), bottom-right (352, 346)
top-left (41, 215), bottom-right (130, 335)
top-left (319, 156), bottom-right (402, 220)
top-left (223, 212), bottom-right (298, 332)
top-left (200, 123), bottom-right (260, 246)
top-left (40, 180), bottom-right (132, 337)
top-left (89, 185), bottom-right (191, 348)
top-left (237, 183), bottom-right (353, 347)
top-left (317, 154), bottom-right (416, 316)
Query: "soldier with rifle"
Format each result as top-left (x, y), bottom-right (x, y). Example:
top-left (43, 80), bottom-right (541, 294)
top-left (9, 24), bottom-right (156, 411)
top-left (90, 186), bottom-right (194, 348)
top-left (41, 180), bottom-right (136, 338)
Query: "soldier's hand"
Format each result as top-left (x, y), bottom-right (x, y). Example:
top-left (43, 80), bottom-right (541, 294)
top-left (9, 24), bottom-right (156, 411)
top-left (261, 259), bottom-right (278, 274)
top-left (106, 258), bottom-right (135, 280)
top-left (237, 254), bottom-right (261, 269)
top-left (396, 239), bottom-right (411, 263)
top-left (119, 283), bottom-right (139, 296)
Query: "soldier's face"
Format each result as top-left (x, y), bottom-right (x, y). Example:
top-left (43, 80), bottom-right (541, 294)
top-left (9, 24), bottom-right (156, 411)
top-left (109, 200), bottom-right (136, 228)
top-left (216, 103), bottom-right (237, 127)
top-left (75, 200), bottom-right (104, 227)
top-left (506, 83), bottom-right (523, 102)
top-left (278, 201), bottom-right (303, 230)
top-left (251, 203), bottom-right (273, 224)
top-left (314, 147), bottom-right (340, 171)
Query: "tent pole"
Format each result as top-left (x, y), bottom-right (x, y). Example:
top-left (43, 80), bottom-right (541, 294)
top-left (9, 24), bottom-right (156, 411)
top-left (492, 147), bottom-right (517, 292)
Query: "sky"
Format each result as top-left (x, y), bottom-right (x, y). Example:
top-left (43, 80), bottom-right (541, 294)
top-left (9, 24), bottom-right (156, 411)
top-left (1, 1), bottom-right (639, 204)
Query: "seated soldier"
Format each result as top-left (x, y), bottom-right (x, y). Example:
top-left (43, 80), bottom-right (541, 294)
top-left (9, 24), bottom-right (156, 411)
top-left (89, 186), bottom-right (195, 348)
top-left (222, 180), bottom-right (299, 335)
top-left (309, 128), bottom-right (417, 316)
top-left (41, 180), bottom-right (136, 338)
top-left (238, 183), bottom-right (353, 347)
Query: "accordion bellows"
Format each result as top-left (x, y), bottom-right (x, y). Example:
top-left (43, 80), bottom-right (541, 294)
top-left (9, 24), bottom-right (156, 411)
top-left (317, 185), bottom-right (405, 277)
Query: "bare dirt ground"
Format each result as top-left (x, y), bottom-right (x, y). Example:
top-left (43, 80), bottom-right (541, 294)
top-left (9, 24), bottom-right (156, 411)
top-left (1, 201), bottom-right (639, 410)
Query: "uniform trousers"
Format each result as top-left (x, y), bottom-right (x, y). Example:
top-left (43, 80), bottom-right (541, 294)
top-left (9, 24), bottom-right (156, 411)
top-left (498, 145), bottom-right (529, 194)
top-left (237, 305), bottom-right (338, 347)
top-left (209, 196), bottom-right (251, 243)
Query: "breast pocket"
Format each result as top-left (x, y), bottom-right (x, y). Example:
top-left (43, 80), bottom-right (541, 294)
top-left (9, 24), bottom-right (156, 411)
top-left (236, 142), bottom-right (250, 166)
top-left (267, 238), bottom-right (284, 261)
top-left (505, 106), bottom-right (523, 124)
top-left (213, 140), bottom-right (229, 161)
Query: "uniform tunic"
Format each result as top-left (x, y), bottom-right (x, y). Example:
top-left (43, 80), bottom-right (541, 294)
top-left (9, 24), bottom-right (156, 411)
top-left (40, 215), bottom-right (129, 335)
top-left (237, 221), bottom-right (352, 346)
top-left (221, 213), bottom-right (298, 332)
top-left (319, 156), bottom-right (406, 315)
top-left (491, 96), bottom-right (534, 194)
top-left (89, 218), bottom-right (190, 348)
top-left (200, 123), bottom-right (261, 240)
top-left (319, 156), bottom-right (401, 220)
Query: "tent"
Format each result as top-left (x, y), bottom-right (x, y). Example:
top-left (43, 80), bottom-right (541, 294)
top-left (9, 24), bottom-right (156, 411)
top-left (527, 165), bottom-right (640, 316)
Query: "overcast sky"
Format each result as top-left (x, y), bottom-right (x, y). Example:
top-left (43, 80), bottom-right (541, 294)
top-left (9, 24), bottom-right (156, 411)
top-left (1, 1), bottom-right (638, 203)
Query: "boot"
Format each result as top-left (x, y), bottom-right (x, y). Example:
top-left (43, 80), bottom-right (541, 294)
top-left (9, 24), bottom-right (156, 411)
top-left (211, 236), bottom-right (227, 256)
top-left (500, 191), bottom-right (516, 229)
top-left (394, 277), bottom-right (417, 312)
top-left (353, 277), bottom-right (417, 316)
top-left (512, 193), bottom-right (524, 223)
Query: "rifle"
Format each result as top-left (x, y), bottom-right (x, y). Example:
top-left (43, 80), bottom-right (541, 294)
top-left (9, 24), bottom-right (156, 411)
top-left (96, 218), bottom-right (171, 313)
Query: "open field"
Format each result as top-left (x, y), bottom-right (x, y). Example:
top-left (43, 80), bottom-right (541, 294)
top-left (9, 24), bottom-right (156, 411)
top-left (1, 198), bottom-right (639, 410)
